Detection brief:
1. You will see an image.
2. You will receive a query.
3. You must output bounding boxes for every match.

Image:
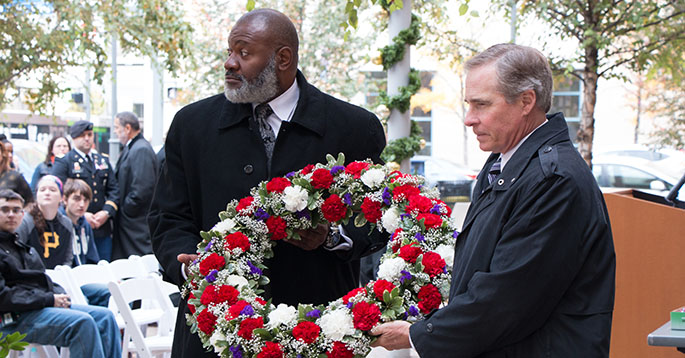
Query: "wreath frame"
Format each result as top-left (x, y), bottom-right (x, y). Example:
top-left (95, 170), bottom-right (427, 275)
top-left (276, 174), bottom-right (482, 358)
top-left (184, 153), bottom-right (458, 358)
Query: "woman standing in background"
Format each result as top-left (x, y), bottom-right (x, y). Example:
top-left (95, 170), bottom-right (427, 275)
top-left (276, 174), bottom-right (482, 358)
top-left (31, 136), bottom-right (71, 191)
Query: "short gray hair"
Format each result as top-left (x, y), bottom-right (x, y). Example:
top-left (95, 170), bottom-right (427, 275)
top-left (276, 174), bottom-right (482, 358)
top-left (465, 43), bottom-right (553, 113)
top-left (116, 111), bottom-right (140, 131)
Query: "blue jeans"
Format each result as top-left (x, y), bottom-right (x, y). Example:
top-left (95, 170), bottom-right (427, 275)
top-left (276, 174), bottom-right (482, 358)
top-left (0, 304), bottom-right (121, 358)
top-left (94, 235), bottom-right (112, 262)
top-left (81, 283), bottom-right (111, 307)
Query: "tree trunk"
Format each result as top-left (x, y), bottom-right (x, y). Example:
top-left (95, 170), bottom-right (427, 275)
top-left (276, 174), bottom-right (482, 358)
top-left (577, 45), bottom-right (599, 168)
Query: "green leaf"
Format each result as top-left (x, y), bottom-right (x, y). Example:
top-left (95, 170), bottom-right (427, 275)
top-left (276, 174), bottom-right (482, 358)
top-left (253, 328), bottom-right (274, 340)
top-left (354, 213), bottom-right (367, 227)
top-left (459, 3), bottom-right (469, 16)
top-left (336, 152), bottom-right (346, 166)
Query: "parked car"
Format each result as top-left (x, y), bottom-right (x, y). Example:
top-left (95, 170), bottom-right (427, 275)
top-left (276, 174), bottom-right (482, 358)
top-left (410, 155), bottom-right (478, 204)
top-left (8, 139), bottom-right (47, 180)
top-left (592, 154), bottom-right (684, 201)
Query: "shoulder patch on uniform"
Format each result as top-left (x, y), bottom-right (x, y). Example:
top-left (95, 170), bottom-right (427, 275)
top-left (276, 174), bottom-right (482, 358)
top-left (538, 145), bottom-right (558, 178)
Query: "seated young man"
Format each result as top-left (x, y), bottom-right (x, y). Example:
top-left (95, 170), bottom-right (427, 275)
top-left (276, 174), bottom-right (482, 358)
top-left (0, 189), bottom-right (121, 358)
top-left (61, 178), bottom-right (100, 266)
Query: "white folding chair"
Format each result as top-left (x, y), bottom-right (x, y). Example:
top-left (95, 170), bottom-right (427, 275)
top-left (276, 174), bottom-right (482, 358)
top-left (108, 278), bottom-right (174, 358)
top-left (104, 258), bottom-right (148, 281)
top-left (9, 343), bottom-right (61, 358)
top-left (45, 266), bottom-right (87, 306)
top-left (137, 254), bottom-right (163, 276)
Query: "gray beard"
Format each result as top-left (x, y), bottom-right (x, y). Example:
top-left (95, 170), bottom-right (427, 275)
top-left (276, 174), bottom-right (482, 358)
top-left (224, 56), bottom-right (280, 104)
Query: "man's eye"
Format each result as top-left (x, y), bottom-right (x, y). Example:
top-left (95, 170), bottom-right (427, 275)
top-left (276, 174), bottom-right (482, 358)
top-left (240, 50), bottom-right (248, 57)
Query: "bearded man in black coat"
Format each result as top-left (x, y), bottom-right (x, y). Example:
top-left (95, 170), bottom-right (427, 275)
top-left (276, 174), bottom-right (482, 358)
top-left (150, 8), bottom-right (387, 357)
top-left (372, 44), bottom-right (615, 357)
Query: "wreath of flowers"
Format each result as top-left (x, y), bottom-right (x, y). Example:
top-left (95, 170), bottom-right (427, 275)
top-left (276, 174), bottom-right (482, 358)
top-left (184, 153), bottom-right (458, 358)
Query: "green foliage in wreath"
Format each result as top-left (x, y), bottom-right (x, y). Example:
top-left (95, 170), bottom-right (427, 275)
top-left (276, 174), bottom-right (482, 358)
top-left (381, 119), bottom-right (424, 164)
top-left (380, 14), bottom-right (421, 71)
top-left (379, 69), bottom-right (421, 114)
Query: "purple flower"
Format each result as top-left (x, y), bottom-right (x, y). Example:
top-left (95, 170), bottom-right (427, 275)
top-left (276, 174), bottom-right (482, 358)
top-left (399, 270), bottom-right (413, 283)
top-left (330, 166), bottom-right (344, 175)
top-left (382, 187), bottom-right (392, 205)
top-left (400, 213), bottom-right (410, 220)
top-left (205, 269), bottom-right (218, 283)
top-left (240, 304), bottom-right (255, 316)
top-left (429, 204), bottom-right (442, 215)
top-left (247, 260), bottom-right (263, 275)
top-left (452, 230), bottom-right (459, 239)
top-left (254, 208), bottom-right (269, 221)
top-left (286, 171), bottom-right (296, 178)
top-left (306, 309), bottom-right (321, 318)
top-left (229, 345), bottom-right (243, 358)
top-left (204, 239), bottom-right (214, 252)
top-left (343, 193), bottom-right (352, 206)
top-left (346, 302), bottom-right (354, 309)
top-left (414, 232), bottom-right (425, 242)
top-left (408, 305), bottom-right (419, 316)
top-left (295, 209), bottom-right (311, 220)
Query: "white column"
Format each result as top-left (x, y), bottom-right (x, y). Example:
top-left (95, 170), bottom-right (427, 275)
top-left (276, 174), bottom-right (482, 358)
top-left (386, 0), bottom-right (412, 173)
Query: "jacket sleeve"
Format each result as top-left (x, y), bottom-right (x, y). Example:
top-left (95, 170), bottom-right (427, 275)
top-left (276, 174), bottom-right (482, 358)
top-left (102, 157), bottom-right (119, 217)
top-left (410, 174), bottom-right (596, 357)
top-left (0, 269), bottom-right (54, 312)
top-left (122, 145), bottom-right (157, 218)
top-left (149, 115), bottom-right (202, 287)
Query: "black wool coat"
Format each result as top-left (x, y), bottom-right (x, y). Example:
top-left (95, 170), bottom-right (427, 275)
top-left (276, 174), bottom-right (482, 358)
top-left (112, 133), bottom-right (158, 260)
top-left (410, 113), bottom-right (616, 357)
top-left (150, 71), bottom-right (387, 358)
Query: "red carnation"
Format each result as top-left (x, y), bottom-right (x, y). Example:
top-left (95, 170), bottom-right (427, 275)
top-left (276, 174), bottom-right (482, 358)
top-left (418, 284), bottom-right (442, 314)
top-left (266, 177), bottom-right (291, 193)
top-left (187, 292), bottom-right (196, 314)
top-left (399, 244), bottom-right (423, 264)
top-left (345, 161), bottom-right (370, 179)
top-left (405, 194), bottom-right (433, 214)
top-left (199, 253), bottom-right (225, 276)
top-left (392, 184), bottom-right (420, 201)
top-left (292, 321), bottom-right (321, 344)
top-left (238, 316), bottom-right (264, 339)
top-left (373, 279), bottom-right (396, 301)
top-left (436, 199), bottom-right (453, 217)
top-left (361, 198), bottom-right (382, 223)
top-left (257, 341), bottom-right (283, 358)
top-left (342, 287), bottom-right (366, 305)
top-left (228, 300), bottom-right (250, 319)
top-left (311, 168), bottom-right (334, 189)
top-left (201, 285), bottom-right (239, 306)
top-left (422, 251), bottom-right (446, 277)
top-left (322, 194), bottom-right (347, 223)
top-left (389, 171), bottom-right (410, 183)
top-left (417, 213), bottom-right (443, 229)
top-left (236, 196), bottom-right (254, 213)
top-left (255, 297), bottom-right (267, 305)
top-left (266, 216), bottom-right (287, 240)
top-left (300, 164), bottom-right (315, 175)
top-left (326, 341), bottom-right (354, 358)
top-left (224, 232), bottom-right (251, 252)
top-left (352, 301), bottom-right (381, 331)
top-left (392, 228), bottom-right (403, 240)
top-left (197, 309), bottom-right (217, 335)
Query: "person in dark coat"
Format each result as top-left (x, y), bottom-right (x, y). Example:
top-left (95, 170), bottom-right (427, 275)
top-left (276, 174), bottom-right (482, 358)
top-left (51, 120), bottom-right (119, 261)
top-left (150, 8), bottom-right (387, 358)
top-left (112, 111), bottom-right (157, 260)
top-left (0, 141), bottom-right (33, 204)
top-left (371, 44), bottom-right (616, 357)
top-left (31, 136), bottom-right (71, 191)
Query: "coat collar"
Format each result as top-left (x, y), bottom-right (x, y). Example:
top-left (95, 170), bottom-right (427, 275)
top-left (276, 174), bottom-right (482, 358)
top-left (217, 71), bottom-right (326, 137)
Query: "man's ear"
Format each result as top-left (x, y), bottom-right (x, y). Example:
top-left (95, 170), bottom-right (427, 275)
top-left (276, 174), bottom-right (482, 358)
top-left (520, 89), bottom-right (536, 115)
top-left (275, 46), bottom-right (294, 72)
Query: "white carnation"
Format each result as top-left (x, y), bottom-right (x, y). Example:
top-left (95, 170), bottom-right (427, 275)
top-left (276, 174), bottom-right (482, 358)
top-left (377, 257), bottom-right (407, 282)
top-left (209, 331), bottom-right (225, 354)
top-left (267, 304), bottom-right (298, 328)
top-left (361, 168), bottom-right (385, 188)
top-left (282, 185), bottom-right (309, 212)
top-left (381, 207), bottom-right (400, 232)
top-left (212, 218), bottom-right (236, 234)
top-left (318, 308), bottom-right (355, 341)
top-left (226, 275), bottom-right (249, 288)
top-left (434, 244), bottom-right (455, 268)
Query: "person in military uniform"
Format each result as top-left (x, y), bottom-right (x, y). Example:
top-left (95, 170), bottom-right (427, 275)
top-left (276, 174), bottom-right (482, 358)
top-left (51, 120), bottom-right (119, 261)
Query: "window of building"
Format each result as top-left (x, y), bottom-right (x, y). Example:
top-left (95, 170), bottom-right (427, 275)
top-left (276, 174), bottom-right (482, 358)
top-left (550, 75), bottom-right (582, 143)
top-left (133, 103), bottom-right (144, 119)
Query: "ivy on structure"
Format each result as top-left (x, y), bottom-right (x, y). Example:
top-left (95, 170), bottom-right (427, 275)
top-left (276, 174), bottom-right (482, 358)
top-left (380, 14), bottom-right (421, 71)
top-left (381, 120), bottom-right (423, 164)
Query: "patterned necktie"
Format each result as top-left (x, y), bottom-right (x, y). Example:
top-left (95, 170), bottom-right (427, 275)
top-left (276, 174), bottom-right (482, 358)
top-left (488, 158), bottom-right (502, 184)
top-left (253, 104), bottom-right (276, 166)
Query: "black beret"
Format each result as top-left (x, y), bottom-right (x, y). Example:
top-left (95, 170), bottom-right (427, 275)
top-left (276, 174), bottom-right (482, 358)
top-left (69, 120), bottom-right (93, 138)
